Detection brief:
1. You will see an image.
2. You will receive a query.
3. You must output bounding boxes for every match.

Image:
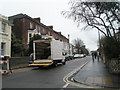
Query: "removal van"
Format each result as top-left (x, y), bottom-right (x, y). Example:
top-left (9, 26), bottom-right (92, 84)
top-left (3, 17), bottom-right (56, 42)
top-left (29, 38), bottom-right (68, 67)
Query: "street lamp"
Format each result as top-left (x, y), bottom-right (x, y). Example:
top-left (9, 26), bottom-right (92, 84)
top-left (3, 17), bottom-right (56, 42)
top-left (98, 30), bottom-right (101, 48)
top-left (68, 34), bottom-right (70, 55)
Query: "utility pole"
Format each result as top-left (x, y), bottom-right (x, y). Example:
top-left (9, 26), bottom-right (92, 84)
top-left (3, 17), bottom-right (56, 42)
top-left (68, 34), bottom-right (70, 55)
top-left (98, 30), bottom-right (100, 43)
top-left (98, 30), bottom-right (101, 48)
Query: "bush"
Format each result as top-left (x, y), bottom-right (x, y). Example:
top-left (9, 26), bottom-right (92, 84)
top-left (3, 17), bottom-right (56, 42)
top-left (11, 33), bottom-right (26, 57)
top-left (102, 37), bottom-right (120, 60)
top-left (100, 36), bottom-right (120, 74)
top-left (108, 59), bottom-right (120, 74)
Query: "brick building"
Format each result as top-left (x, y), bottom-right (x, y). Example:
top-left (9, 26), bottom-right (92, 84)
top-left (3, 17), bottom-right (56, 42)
top-left (9, 14), bottom-right (69, 47)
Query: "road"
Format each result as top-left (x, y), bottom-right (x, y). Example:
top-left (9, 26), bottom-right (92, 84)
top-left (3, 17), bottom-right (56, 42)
top-left (2, 56), bottom-right (91, 88)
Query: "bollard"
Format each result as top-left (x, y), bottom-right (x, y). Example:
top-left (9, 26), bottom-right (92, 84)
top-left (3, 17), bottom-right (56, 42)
top-left (0, 56), bottom-right (10, 75)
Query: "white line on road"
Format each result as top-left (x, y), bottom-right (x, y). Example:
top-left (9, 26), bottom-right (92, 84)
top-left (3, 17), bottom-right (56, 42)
top-left (62, 83), bottom-right (69, 88)
top-left (63, 61), bottom-right (90, 88)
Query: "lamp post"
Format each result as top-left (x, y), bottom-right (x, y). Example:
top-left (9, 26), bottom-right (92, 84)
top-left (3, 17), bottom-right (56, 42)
top-left (98, 30), bottom-right (101, 48)
top-left (68, 34), bottom-right (70, 55)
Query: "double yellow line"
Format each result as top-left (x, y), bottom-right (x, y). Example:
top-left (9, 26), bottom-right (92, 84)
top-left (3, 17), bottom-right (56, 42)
top-left (63, 61), bottom-right (97, 88)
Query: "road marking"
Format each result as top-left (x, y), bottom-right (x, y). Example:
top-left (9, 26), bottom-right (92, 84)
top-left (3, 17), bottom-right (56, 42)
top-left (63, 61), bottom-right (91, 88)
top-left (63, 83), bottom-right (69, 88)
top-left (63, 60), bottom-right (115, 89)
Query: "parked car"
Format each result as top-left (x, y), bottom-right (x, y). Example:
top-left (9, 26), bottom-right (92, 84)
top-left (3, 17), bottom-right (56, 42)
top-left (80, 54), bottom-right (86, 57)
top-left (74, 54), bottom-right (86, 59)
top-left (65, 54), bottom-right (74, 61)
top-left (74, 54), bottom-right (81, 58)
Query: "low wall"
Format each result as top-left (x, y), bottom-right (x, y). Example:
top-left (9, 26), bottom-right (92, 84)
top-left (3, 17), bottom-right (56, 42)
top-left (106, 59), bottom-right (120, 74)
top-left (9, 57), bottom-right (29, 69)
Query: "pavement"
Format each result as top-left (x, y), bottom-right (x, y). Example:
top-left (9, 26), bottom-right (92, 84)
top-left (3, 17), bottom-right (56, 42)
top-left (73, 57), bottom-right (120, 89)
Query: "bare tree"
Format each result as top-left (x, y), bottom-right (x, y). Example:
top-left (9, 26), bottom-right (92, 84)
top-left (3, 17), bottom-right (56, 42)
top-left (62, 0), bottom-right (120, 40)
top-left (72, 38), bottom-right (84, 54)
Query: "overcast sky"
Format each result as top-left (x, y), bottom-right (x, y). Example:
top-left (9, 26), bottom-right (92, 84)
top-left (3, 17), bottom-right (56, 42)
top-left (0, 0), bottom-right (100, 51)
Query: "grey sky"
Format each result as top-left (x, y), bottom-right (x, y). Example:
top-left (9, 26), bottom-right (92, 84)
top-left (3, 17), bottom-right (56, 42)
top-left (0, 0), bottom-right (99, 51)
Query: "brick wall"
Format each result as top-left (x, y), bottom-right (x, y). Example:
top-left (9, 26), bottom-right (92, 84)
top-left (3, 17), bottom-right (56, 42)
top-left (12, 18), bottom-right (23, 40)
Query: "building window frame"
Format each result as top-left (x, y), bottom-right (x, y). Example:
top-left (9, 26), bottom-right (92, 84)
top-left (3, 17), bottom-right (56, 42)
top-left (28, 32), bottom-right (33, 44)
top-left (2, 22), bottom-right (6, 33)
top-left (1, 43), bottom-right (6, 56)
top-left (36, 25), bottom-right (40, 33)
top-left (30, 22), bottom-right (33, 29)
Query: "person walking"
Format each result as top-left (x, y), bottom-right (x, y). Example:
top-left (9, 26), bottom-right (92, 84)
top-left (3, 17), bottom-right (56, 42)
top-left (94, 51), bottom-right (97, 59)
top-left (91, 51), bottom-right (99, 62)
top-left (97, 50), bottom-right (100, 61)
top-left (91, 51), bottom-right (95, 62)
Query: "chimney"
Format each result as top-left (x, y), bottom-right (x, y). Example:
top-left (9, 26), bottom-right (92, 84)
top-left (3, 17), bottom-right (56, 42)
top-left (57, 32), bottom-right (62, 35)
top-left (48, 26), bottom-right (53, 29)
top-left (34, 17), bottom-right (41, 23)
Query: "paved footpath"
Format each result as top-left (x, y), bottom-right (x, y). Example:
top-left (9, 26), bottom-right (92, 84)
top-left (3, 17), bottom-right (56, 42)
top-left (74, 57), bottom-right (120, 89)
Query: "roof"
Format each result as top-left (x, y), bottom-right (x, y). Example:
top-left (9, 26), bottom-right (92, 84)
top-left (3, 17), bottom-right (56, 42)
top-left (8, 13), bottom-right (68, 40)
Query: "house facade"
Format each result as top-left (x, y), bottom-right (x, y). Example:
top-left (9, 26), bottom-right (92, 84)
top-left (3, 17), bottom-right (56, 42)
top-left (9, 14), bottom-right (69, 48)
top-left (0, 14), bottom-right (11, 57)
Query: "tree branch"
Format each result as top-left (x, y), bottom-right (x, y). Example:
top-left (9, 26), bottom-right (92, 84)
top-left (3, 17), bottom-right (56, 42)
top-left (111, 9), bottom-right (120, 22)
top-left (86, 4), bottom-right (111, 37)
top-left (83, 14), bottom-right (107, 37)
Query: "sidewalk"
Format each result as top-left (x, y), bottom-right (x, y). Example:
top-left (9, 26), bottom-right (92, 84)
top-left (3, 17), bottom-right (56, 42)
top-left (74, 57), bottom-right (120, 89)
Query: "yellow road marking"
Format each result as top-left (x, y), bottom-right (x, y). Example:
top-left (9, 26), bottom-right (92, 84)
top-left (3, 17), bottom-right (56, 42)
top-left (63, 61), bottom-right (96, 88)
top-left (29, 63), bottom-right (52, 66)
top-left (63, 59), bottom-right (114, 89)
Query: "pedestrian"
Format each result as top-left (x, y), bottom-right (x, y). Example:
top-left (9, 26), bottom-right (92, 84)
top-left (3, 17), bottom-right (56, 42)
top-left (91, 51), bottom-right (95, 62)
top-left (97, 51), bottom-right (99, 61)
top-left (94, 51), bottom-right (97, 59)
top-left (91, 51), bottom-right (99, 62)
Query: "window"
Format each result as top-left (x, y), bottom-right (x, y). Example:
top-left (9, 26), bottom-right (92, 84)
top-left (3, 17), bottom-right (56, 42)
top-left (1, 43), bottom-right (5, 56)
top-left (38, 27), bottom-right (41, 35)
top-left (43, 29), bottom-right (45, 33)
top-left (30, 22), bottom-right (33, 29)
top-left (48, 32), bottom-right (51, 36)
top-left (2, 23), bottom-right (6, 32)
top-left (36, 25), bottom-right (39, 33)
top-left (38, 27), bottom-right (40, 32)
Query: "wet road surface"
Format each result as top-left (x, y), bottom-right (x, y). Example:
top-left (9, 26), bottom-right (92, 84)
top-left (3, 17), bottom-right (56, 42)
top-left (2, 56), bottom-right (90, 88)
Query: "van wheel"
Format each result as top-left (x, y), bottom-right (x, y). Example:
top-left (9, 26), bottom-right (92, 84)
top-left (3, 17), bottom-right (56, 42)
top-left (53, 63), bottom-right (57, 67)
top-left (63, 61), bottom-right (66, 65)
top-left (52, 61), bottom-right (57, 67)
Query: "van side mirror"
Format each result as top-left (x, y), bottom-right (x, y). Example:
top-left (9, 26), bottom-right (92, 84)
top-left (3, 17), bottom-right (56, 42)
top-left (62, 52), bottom-right (67, 56)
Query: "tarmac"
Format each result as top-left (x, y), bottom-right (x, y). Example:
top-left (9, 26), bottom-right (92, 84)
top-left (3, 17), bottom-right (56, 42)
top-left (73, 57), bottom-right (120, 89)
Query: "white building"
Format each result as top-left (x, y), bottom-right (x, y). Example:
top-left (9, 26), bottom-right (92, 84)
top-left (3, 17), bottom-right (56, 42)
top-left (0, 14), bottom-right (11, 57)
